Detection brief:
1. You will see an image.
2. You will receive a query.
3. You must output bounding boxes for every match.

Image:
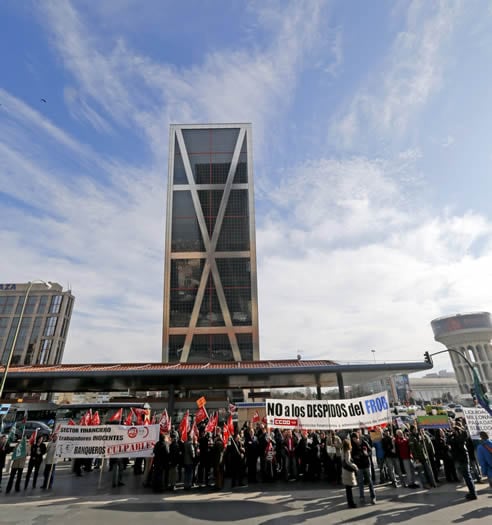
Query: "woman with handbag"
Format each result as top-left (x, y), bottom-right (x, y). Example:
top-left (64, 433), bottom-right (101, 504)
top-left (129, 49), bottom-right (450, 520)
top-left (342, 439), bottom-right (359, 508)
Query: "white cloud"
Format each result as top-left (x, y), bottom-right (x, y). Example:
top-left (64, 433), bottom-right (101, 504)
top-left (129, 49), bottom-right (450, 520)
top-left (331, 1), bottom-right (460, 149)
top-left (0, 0), bottom-right (331, 364)
top-left (2, 0), bottom-right (491, 379)
top-left (39, 0), bottom-right (328, 163)
top-left (257, 156), bottom-right (492, 364)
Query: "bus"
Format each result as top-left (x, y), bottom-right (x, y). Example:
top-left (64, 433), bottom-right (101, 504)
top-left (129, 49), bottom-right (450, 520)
top-left (54, 402), bottom-right (150, 426)
top-left (0, 401), bottom-right (58, 433)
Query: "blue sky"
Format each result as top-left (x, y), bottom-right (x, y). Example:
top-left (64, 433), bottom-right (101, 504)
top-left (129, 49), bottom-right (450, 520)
top-left (1, 0), bottom-right (492, 372)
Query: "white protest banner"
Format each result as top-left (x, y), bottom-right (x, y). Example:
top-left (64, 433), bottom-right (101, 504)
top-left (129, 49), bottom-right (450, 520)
top-left (56, 424), bottom-right (159, 459)
top-left (463, 407), bottom-right (492, 439)
top-left (266, 391), bottom-right (390, 430)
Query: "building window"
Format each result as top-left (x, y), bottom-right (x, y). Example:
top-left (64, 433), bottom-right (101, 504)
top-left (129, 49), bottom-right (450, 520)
top-left (14, 296), bottom-right (36, 315)
top-left (66, 297), bottom-right (74, 317)
top-left (37, 295), bottom-right (48, 314)
top-left (30, 317), bottom-right (43, 344)
top-left (49, 295), bottom-right (63, 314)
top-left (5, 317), bottom-right (20, 352)
top-left (14, 317), bottom-right (32, 351)
top-left (43, 316), bottom-right (58, 337)
top-left (0, 317), bottom-right (9, 338)
top-left (37, 339), bottom-right (52, 364)
top-left (25, 343), bottom-right (35, 365)
top-left (0, 296), bottom-right (17, 315)
top-left (54, 340), bottom-right (64, 363)
top-left (61, 318), bottom-right (68, 338)
top-left (25, 296), bottom-right (38, 314)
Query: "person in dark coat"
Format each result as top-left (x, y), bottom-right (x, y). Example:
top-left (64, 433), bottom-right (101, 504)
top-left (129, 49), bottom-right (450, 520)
top-left (168, 432), bottom-right (181, 491)
top-left (211, 428), bottom-right (225, 490)
top-left (0, 435), bottom-right (9, 491)
top-left (24, 435), bottom-right (47, 489)
top-left (198, 430), bottom-right (212, 487)
top-left (351, 431), bottom-right (376, 505)
top-left (435, 429), bottom-right (457, 482)
top-left (228, 433), bottom-right (246, 488)
top-left (449, 424), bottom-right (477, 500)
top-left (152, 434), bottom-right (169, 492)
top-left (244, 427), bottom-right (258, 483)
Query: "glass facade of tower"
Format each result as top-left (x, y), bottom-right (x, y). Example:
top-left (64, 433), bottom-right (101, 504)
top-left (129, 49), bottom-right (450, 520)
top-left (0, 283), bottom-right (74, 366)
top-left (163, 124), bottom-right (259, 363)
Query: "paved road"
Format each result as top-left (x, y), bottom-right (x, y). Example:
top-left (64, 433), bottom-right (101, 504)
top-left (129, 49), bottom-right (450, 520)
top-left (0, 462), bottom-right (491, 524)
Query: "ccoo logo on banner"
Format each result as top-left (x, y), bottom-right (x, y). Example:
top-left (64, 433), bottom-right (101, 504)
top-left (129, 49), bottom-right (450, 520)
top-left (266, 391), bottom-right (390, 430)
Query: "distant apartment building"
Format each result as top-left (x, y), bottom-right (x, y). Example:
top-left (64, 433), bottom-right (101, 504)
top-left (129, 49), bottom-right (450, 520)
top-left (0, 282), bottom-right (74, 366)
top-left (162, 124), bottom-right (259, 363)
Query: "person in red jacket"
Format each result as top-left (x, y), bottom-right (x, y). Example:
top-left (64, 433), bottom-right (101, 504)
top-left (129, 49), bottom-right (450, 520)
top-left (395, 429), bottom-right (418, 488)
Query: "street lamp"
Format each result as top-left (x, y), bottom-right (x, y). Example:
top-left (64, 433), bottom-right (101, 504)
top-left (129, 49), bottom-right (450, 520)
top-left (426, 349), bottom-right (491, 417)
top-left (371, 349), bottom-right (376, 363)
top-left (0, 280), bottom-right (52, 399)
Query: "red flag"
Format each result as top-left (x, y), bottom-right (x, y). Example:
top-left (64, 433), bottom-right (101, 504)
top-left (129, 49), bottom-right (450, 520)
top-left (29, 429), bottom-right (38, 446)
top-left (194, 406), bottom-right (208, 425)
top-left (227, 414), bottom-right (234, 437)
top-left (159, 409), bottom-right (171, 435)
top-left (190, 420), bottom-right (199, 439)
top-left (179, 410), bottom-right (190, 441)
top-left (90, 411), bottom-right (100, 426)
top-left (123, 408), bottom-right (134, 426)
top-left (108, 408), bottom-right (123, 423)
top-left (132, 408), bottom-right (151, 425)
top-left (67, 419), bottom-right (75, 426)
top-left (79, 409), bottom-right (92, 426)
top-left (205, 411), bottom-right (218, 433)
top-left (262, 415), bottom-right (267, 425)
top-left (133, 408), bottom-right (144, 425)
top-left (222, 423), bottom-right (230, 446)
top-left (252, 410), bottom-right (260, 423)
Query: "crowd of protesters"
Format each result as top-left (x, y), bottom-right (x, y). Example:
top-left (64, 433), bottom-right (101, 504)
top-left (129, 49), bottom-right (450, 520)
top-left (143, 416), bottom-right (492, 508)
top-left (0, 414), bottom-right (491, 510)
top-left (0, 432), bottom-right (58, 493)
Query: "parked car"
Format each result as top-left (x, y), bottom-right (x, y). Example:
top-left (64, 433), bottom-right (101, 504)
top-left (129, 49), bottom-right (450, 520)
top-left (12, 421), bottom-right (52, 441)
top-left (454, 405), bottom-right (463, 413)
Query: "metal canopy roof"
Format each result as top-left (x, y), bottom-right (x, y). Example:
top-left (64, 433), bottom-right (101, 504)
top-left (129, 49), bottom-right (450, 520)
top-left (3, 359), bottom-right (433, 393)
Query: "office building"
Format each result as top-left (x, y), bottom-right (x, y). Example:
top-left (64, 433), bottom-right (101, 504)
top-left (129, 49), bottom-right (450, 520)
top-left (162, 124), bottom-right (259, 363)
top-left (0, 282), bottom-right (74, 366)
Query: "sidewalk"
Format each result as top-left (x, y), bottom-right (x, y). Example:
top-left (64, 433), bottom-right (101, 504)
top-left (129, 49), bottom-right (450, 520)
top-left (0, 461), bottom-right (491, 525)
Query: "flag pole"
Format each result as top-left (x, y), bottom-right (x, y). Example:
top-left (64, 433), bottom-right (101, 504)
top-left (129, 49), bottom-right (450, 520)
top-left (48, 460), bottom-right (55, 488)
top-left (98, 456), bottom-right (105, 489)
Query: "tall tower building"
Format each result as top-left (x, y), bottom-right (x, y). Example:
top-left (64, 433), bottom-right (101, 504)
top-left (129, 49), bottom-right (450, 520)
top-left (0, 282), bottom-right (74, 366)
top-left (431, 312), bottom-right (492, 395)
top-left (163, 124), bottom-right (259, 363)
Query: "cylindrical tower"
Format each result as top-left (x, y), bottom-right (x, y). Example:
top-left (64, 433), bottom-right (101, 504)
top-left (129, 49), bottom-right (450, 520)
top-left (431, 312), bottom-right (492, 395)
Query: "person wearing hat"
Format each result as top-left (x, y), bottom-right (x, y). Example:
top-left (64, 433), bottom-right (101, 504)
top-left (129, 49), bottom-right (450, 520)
top-left (477, 431), bottom-right (492, 488)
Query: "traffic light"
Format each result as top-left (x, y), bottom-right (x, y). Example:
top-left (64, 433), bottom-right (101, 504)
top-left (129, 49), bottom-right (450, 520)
top-left (424, 351), bottom-right (433, 365)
